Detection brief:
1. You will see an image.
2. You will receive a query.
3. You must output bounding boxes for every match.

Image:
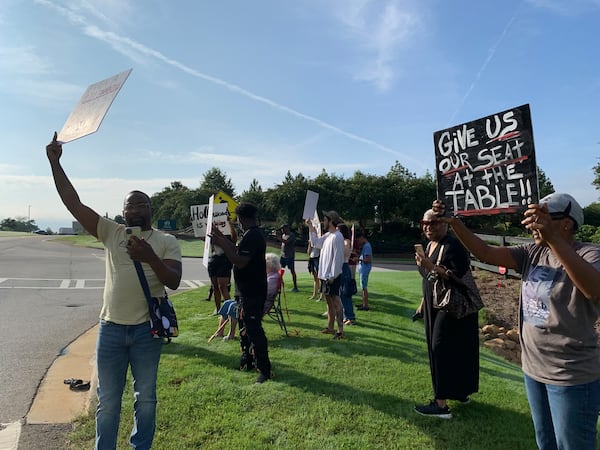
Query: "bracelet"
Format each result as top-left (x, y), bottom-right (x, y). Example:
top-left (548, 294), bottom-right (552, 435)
top-left (426, 269), bottom-right (437, 282)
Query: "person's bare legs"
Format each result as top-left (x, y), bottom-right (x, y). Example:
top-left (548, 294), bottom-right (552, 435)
top-left (332, 295), bottom-right (344, 334)
top-left (210, 276), bottom-right (222, 312)
top-left (362, 288), bottom-right (369, 309)
top-left (311, 272), bottom-right (319, 300)
top-left (325, 295), bottom-right (335, 330)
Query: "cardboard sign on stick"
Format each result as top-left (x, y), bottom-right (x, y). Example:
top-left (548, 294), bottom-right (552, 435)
top-left (433, 104), bottom-right (539, 217)
top-left (57, 68), bottom-right (132, 143)
top-left (302, 190), bottom-right (319, 220)
top-left (191, 203), bottom-right (231, 238)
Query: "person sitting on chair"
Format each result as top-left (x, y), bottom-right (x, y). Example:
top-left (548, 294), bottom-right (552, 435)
top-left (264, 252), bottom-right (282, 315)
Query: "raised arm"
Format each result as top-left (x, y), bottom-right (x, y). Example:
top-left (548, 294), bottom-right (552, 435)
top-left (433, 200), bottom-right (517, 269)
top-left (46, 133), bottom-right (100, 237)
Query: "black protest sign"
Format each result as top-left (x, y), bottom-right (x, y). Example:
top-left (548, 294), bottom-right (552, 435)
top-left (433, 104), bottom-right (538, 217)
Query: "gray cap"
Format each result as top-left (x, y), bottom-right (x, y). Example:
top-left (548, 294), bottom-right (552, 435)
top-left (540, 192), bottom-right (584, 228)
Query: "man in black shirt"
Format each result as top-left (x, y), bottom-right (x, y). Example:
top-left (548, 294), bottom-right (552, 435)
top-left (210, 202), bottom-right (271, 383)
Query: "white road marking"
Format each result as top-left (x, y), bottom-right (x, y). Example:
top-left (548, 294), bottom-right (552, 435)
top-left (0, 278), bottom-right (207, 290)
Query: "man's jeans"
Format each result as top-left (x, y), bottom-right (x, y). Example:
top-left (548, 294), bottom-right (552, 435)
top-left (524, 374), bottom-right (600, 450)
top-left (95, 320), bottom-right (162, 450)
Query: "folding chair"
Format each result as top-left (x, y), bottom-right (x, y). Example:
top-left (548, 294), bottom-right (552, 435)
top-left (265, 268), bottom-right (289, 336)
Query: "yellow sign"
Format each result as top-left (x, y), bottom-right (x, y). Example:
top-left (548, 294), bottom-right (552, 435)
top-left (214, 190), bottom-right (238, 220)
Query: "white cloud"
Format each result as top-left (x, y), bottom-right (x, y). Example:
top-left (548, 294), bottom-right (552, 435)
top-left (329, 0), bottom-right (421, 91)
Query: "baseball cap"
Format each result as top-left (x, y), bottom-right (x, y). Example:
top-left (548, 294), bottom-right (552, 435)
top-left (539, 192), bottom-right (584, 228)
top-left (322, 210), bottom-right (342, 225)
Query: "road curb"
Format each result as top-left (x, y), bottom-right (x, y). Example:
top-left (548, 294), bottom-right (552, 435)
top-left (26, 324), bottom-right (98, 424)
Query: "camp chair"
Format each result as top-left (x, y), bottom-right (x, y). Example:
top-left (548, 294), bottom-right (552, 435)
top-left (264, 268), bottom-right (289, 336)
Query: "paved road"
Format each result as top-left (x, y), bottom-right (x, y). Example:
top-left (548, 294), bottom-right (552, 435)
top-left (0, 235), bottom-right (210, 427)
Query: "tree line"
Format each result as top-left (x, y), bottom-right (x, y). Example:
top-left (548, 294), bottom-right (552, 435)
top-left (3, 162), bottom-right (599, 245)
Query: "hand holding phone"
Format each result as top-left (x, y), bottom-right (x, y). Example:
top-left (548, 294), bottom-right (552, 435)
top-left (126, 226), bottom-right (141, 244)
top-left (414, 244), bottom-right (425, 258)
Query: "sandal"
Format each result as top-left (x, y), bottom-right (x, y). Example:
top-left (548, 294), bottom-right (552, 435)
top-left (320, 328), bottom-right (334, 334)
top-left (69, 381), bottom-right (91, 391)
top-left (63, 378), bottom-right (83, 386)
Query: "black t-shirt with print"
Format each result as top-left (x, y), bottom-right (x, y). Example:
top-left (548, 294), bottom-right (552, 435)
top-left (233, 226), bottom-right (267, 299)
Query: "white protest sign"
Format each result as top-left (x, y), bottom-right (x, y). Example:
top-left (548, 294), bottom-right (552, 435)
top-left (190, 203), bottom-right (231, 238)
top-left (312, 210), bottom-right (321, 238)
top-left (202, 197), bottom-right (215, 268)
top-left (57, 68), bottom-right (132, 143)
top-left (302, 190), bottom-right (319, 220)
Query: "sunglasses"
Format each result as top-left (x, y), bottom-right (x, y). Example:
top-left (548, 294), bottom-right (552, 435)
top-left (420, 220), bottom-right (441, 227)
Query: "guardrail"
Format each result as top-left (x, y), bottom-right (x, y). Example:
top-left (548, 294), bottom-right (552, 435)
top-left (470, 234), bottom-right (531, 279)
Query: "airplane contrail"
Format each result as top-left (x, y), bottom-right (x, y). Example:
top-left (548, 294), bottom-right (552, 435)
top-left (37, 0), bottom-right (427, 170)
top-left (446, 7), bottom-right (519, 127)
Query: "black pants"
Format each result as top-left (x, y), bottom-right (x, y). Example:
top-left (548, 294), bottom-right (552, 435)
top-left (238, 296), bottom-right (271, 377)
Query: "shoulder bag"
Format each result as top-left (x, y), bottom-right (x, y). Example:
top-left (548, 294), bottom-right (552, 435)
top-left (133, 260), bottom-right (179, 342)
top-left (431, 244), bottom-right (484, 319)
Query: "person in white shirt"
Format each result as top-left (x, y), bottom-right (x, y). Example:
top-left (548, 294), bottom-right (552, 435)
top-left (306, 210), bottom-right (345, 339)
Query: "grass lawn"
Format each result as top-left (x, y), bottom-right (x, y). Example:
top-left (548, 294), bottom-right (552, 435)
top-left (68, 271), bottom-right (540, 449)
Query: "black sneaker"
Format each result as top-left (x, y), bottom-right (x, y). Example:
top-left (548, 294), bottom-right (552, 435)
top-left (414, 400), bottom-right (452, 419)
top-left (255, 373), bottom-right (269, 384)
top-left (411, 311), bottom-right (423, 322)
top-left (332, 332), bottom-right (345, 340)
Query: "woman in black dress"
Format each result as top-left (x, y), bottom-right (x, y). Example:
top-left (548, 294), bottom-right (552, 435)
top-left (413, 208), bottom-right (479, 419)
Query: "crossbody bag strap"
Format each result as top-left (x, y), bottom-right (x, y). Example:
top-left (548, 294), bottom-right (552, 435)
top-left (435, 244), bottom-right (444, 266)
top-left (133, 260), bottom-right (155, 310)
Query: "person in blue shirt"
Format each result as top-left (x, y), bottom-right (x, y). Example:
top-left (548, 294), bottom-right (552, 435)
top-left (355, 231), bottom-right (372, 311)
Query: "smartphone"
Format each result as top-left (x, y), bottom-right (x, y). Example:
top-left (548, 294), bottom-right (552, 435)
top-left (414, 243), bottom-right (425, 258)
top-left (125, 226), bottom-right (141, 243)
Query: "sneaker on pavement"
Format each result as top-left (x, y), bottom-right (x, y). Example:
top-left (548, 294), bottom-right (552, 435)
top-left (414, 400), bottom-right (452, 419)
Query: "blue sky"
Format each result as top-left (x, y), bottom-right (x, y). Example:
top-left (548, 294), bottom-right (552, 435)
top-left (1, 0), bottom-right (599, 231)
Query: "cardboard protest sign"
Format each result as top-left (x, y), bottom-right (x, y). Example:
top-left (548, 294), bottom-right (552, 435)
top-left (303, 190), bottom-right (319, 220)
top-left (190, 203), bottom-right (231, 238)
top-left (433, 104), bottom-right (538, 216)
top-left (214, 190), bottom-right (238, 221)
top-left (58, 69), bottom-right (132, 143)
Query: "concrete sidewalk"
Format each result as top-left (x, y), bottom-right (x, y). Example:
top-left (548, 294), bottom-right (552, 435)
top-left (0, 325), bottom-right (98, 450)
top-left (28, 324), bottom-right (98, 424)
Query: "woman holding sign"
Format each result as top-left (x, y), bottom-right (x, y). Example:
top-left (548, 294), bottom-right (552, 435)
top-left (432, 194), bottom-right (600, 449)
top-left (414, 208), bottom-right (480, 419)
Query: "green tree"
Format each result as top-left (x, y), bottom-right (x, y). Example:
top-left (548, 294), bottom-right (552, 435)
top-left (239, 179), bottom-right (267, 216)
top-left (151, 181), bottom-right (207, 230)
top-left (537, 167), bottom-right (554, 198)
top-left (0, 217), bottom-right (38, 232)
top-left (593, 159), bottom-right (600, 194)
top-left (200, 167), bottom-right (235, 197)
top-left (583, 203), bottom-right (600, 227)
top-left (265, 171), bottom-right (308, 226)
